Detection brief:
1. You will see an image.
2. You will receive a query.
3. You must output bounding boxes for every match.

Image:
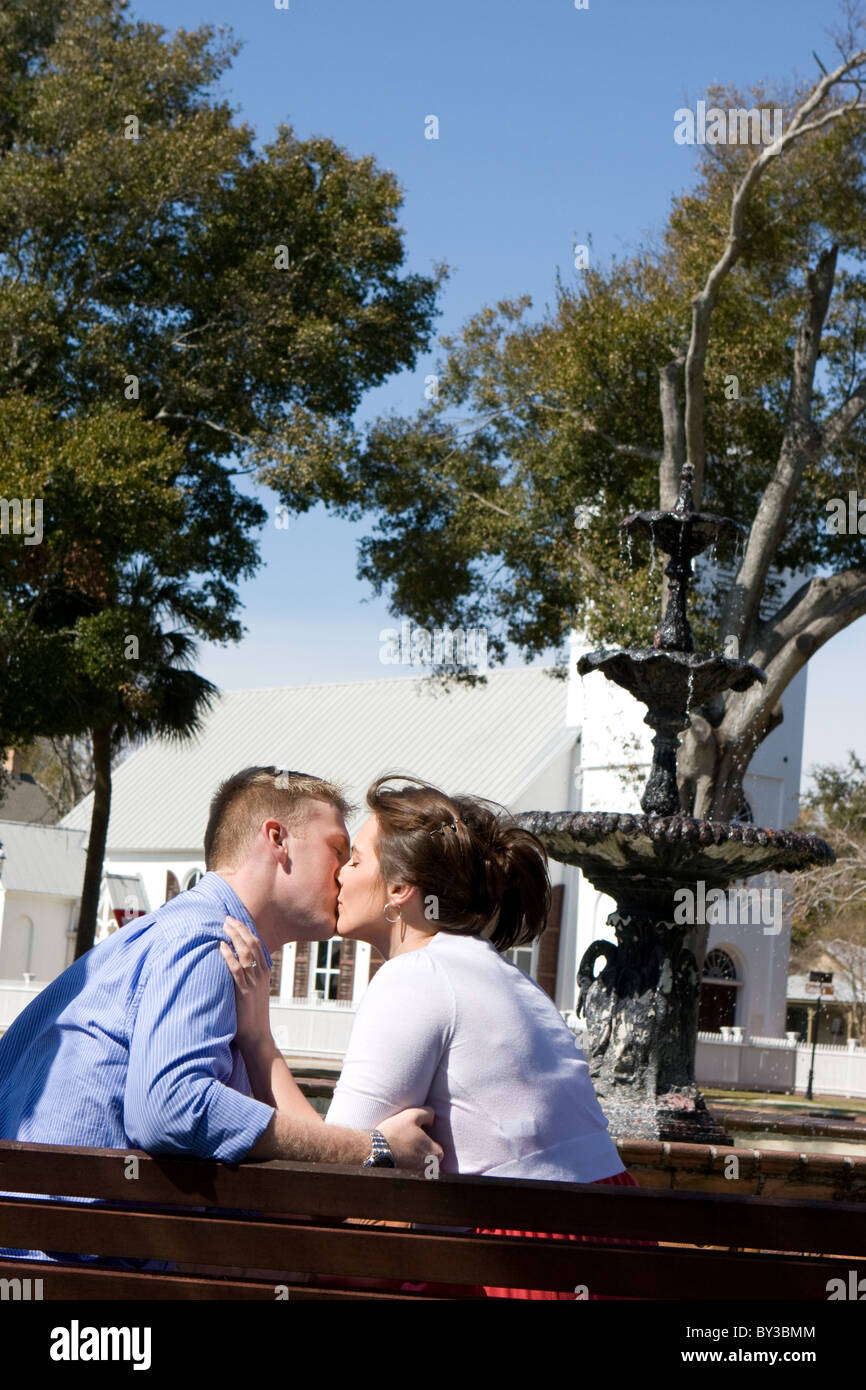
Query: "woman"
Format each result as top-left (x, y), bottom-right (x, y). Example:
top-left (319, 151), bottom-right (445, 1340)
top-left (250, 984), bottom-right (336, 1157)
top-left (223, 774), bottom-right (649, 1298)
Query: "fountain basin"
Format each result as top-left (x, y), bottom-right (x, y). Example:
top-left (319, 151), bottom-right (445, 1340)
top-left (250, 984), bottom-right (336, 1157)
top-left (621, 508), bottom-right (741, 560)
top-left (517, 810), bottom-right (833, 909)
top-left (576, 647), bottom-right (766, 712)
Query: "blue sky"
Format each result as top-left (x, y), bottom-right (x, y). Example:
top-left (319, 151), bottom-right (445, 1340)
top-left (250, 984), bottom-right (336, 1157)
top-left (132, 0), bottom-right (864, 789)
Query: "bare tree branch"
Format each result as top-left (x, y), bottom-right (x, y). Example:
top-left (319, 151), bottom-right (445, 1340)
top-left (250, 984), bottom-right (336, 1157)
top-left (723, 245), bottom-right (839, 645)
top-left (539, 406), bottom-right (663, 462)
top-left (725, 569), bottom-right (866, 744)
top-left (659, 357), bottom-right (686, 508)
top-left (749, 566), bottom-right (866, 669)
top-left (683, 49), bottom-right (866, 500)
top-left (152, 410), bottom-right (254, 446)
top-left (821, 368), bottom-right (866, 454)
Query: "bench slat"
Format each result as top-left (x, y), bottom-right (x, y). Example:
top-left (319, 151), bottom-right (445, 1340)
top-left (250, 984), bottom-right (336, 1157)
top-left (0, 1259), bottom-right (441, 1301)
top-left (1, 1142), bottom-right (863, 1255)
top-left (3, 1199), bottom-right (863, 1298)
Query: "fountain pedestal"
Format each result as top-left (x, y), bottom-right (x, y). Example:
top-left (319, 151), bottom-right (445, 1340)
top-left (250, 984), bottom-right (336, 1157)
top-left (518, 466), bottom-right (833, 1144)
top-left (578, 902), bottom-right (725, 1144)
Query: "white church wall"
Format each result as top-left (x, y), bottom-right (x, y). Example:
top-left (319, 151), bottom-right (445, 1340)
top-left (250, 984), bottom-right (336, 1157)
top-left (0, 890), bottom-right (74, 983)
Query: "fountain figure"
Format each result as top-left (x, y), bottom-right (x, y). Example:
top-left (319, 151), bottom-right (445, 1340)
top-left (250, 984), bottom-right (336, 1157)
top-left (518, 464), bottom-right (833, 1144)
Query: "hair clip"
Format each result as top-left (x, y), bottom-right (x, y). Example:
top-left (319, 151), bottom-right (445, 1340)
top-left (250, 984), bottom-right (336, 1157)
top-left (430, 820), bottom-right (461, 837)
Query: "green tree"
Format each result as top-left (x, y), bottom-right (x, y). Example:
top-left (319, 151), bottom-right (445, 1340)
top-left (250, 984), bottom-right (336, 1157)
top-left (258, 23), bottom-right (866, 822)
top-left (0, 0), bottom-right (445, 950)
top-left (0, 0), bottom-right (444, 471)
top-left (0, 395), bottom-right (228, 954)
top-left (65, 565), bottom-right (221, 960)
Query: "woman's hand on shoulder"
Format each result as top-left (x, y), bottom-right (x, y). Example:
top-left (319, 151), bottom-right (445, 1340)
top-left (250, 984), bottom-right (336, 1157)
top-left (220, 915), bottom-right (273, 1055)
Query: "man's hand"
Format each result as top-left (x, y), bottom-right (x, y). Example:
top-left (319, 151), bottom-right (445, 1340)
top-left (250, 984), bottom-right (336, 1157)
top-left (247, 1108), bottom-right (443, 1169)
top-left (377, 1108), bottom-right (443, 1172)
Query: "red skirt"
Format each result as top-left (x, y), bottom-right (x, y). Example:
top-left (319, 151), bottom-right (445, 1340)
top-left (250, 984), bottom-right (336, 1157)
top-left (476, 1168), bottom-right (656, 1300)
top-left (310, 1169), bottom-right (653, 1299)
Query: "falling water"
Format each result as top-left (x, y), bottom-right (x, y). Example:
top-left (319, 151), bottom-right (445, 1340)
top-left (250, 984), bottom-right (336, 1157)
top-left (686, 665), bottom-right (696, 713)
top-left (733, 531), bottom-right (745, 572)
top-left (626, 533), bottom-right (634, 569)
top-left (730, 531), bottom-right (747, 637)
top-left (648, 521), bottom-right (656, 575)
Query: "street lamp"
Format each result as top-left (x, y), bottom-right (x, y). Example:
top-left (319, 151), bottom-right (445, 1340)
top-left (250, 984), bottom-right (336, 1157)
top-left (806, 970), bottom-right (834, 1101)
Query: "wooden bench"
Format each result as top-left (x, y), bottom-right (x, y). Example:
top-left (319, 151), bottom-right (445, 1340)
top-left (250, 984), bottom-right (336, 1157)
top-left (1, 1140), bottom-right (865, 1300)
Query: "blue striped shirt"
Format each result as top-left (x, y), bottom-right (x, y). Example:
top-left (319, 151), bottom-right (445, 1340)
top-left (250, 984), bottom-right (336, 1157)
top-left (0, 872), bottom-right (275, 1261)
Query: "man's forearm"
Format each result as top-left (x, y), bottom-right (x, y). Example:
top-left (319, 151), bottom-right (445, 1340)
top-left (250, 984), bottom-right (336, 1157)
top-left (248, 1110), bottom-right (369, 1164)
top-left (243, 1040), bottom-right (323, 1123)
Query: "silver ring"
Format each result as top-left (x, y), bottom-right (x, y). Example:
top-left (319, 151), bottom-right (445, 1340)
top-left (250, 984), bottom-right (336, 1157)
top-left (247, 958), bottom-right (258, 970)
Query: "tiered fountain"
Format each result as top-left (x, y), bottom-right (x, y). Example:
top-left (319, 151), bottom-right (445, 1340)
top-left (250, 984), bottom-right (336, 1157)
top-left (518, 464), bottom-right (833, 1144)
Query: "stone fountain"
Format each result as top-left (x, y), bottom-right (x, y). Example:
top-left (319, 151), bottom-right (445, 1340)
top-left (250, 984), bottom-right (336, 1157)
top-left (518, 464), bottom-right (833, 1144)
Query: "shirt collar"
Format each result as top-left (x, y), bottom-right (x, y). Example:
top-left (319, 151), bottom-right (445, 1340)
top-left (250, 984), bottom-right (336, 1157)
top-left (193, 872), bottom-right (274, 971)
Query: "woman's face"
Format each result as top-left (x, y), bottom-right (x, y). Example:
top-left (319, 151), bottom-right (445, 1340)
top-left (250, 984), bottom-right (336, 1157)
top-left (335, 815), bottom-right (389, 941)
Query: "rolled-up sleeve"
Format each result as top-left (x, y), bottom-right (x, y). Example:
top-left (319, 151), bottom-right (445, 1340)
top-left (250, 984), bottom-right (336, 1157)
top-left (124, 934), bottom-right (274, 1161)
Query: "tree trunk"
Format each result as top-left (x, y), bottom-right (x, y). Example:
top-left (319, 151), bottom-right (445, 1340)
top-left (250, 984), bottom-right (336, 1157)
top-left (678, 695), bottom-right (784, 823)
top-left (74, 724), bottom-right (112, 960)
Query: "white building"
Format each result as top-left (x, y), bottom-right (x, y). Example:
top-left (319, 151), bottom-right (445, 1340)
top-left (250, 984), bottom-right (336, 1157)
top-left (0, 821), bottom-right (84, 982)
top-left (0, 818), bottom-right (151, 1035)
top-left (1, 652), bottom-right (809, 1062)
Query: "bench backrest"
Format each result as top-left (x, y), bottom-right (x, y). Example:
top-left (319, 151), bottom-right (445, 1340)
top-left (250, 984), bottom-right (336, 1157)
top-left (2, 1142), bottom-right (865, 1300)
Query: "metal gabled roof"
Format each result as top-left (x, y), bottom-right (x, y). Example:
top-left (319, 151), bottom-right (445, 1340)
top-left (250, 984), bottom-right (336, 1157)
top-left (0, 820), bottom-right (87, 897)
top-left (60, 667), bottom-right (571, 854)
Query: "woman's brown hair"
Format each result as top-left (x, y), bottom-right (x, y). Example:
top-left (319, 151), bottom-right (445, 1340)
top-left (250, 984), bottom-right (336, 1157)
top-left (366, 774), bottom-right (551, 951)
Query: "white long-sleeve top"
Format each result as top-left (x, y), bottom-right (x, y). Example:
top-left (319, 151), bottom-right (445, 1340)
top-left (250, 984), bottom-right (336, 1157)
top-left (325, 931), bottom-right (624, 1183)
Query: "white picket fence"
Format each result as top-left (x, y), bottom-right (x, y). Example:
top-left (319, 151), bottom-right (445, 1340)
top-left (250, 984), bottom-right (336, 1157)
top-left (4, 979), bottom-right (866, 1087)
top-left (696, 1030), bottom-right (866, 1098)
top-left (0, 979), bottom-right (43, 1033)
top-left (269, 997), bottom-right (358, 1059)
top-left (0, 979), bottom-right (359, 1059)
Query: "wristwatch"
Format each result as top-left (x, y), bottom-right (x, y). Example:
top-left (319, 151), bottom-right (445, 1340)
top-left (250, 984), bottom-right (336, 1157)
top-left (363, 1128), bottom-right (396, 1168)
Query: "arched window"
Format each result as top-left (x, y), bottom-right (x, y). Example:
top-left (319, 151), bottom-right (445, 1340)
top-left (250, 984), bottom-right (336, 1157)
top-left (165, 871), bottom-right (180, 901)
top-left (703, 949), bottom-right (737, 982)
top-left (184, 869), bottom-right (204, 891)
top-left (699, 949), bottom-right (739, 1031)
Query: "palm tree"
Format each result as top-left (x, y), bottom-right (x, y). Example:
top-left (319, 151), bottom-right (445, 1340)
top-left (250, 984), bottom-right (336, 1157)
top-left (70, 564), bottom-right (218, 958)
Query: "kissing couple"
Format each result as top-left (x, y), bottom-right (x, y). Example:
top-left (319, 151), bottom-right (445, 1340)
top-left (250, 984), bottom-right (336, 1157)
top-left (0, 765), bottom-right (638, 1297)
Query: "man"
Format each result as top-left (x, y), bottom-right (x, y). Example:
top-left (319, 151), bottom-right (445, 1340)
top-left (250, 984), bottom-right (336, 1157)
top-left (0, 767), bottom-right (441, 1263)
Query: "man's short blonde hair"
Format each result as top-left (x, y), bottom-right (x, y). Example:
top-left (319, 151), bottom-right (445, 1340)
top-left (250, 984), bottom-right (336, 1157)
top-left (204, 767), bottom-right (354, 871)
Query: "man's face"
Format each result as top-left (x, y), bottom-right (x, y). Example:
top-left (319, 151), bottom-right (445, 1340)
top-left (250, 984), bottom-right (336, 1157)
top-left (279, 800), bottom-right (350, 941)
top-left (334, 815), bottom-right (388, 942)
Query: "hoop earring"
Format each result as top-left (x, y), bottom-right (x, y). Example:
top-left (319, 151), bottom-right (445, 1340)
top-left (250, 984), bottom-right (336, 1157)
top-left (384, 903), bottom-right (407, 942)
